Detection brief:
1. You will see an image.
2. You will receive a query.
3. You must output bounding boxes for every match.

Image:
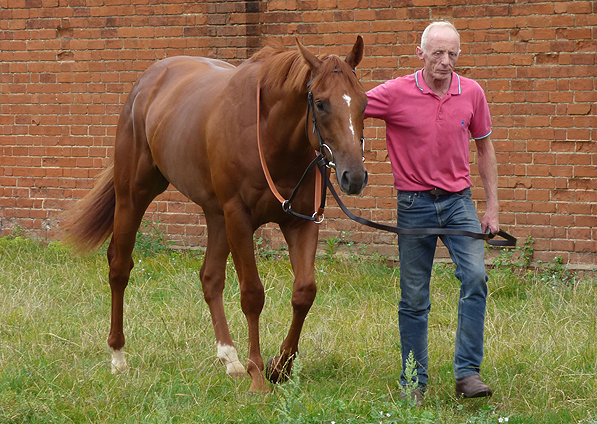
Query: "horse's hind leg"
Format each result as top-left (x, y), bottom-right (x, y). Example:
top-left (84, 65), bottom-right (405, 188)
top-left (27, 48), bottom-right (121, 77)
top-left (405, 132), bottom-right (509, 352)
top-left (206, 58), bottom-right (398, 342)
top-left (106, 201), bottom-right (150, 373)
top-left (200, 212), bottom-right (245, 378)
top-left (266, 220), bottom-right (318, 383)
top-left (107, 185), bottom-right (168, 372)
top-left (106, 113), bottom-right (169, 373)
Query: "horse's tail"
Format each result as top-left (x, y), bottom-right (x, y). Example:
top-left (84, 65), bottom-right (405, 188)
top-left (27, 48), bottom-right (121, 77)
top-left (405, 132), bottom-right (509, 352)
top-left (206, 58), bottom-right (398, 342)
top-left (60, 162), bottom-right (116, 253)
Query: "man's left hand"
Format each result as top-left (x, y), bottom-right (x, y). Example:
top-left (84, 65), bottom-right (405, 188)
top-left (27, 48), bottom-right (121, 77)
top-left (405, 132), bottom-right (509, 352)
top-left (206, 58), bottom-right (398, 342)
top-left (481, 212), bottom-right (499, 235)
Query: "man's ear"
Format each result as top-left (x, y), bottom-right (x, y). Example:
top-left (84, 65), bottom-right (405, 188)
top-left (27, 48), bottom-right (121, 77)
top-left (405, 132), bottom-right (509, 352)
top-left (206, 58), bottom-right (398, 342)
top-left (416, 46), bottom-right (424, 61)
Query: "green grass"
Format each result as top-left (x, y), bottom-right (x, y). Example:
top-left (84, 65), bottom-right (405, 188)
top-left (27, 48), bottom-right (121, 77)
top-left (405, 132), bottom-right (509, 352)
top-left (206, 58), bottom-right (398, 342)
top-left (1, 235), bottom-right (596, 423)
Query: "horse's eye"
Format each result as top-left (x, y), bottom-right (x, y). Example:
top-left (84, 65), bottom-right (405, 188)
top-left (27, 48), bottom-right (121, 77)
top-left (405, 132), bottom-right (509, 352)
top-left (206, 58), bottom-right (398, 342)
top-left (315, 100), bottom-right (325, 112)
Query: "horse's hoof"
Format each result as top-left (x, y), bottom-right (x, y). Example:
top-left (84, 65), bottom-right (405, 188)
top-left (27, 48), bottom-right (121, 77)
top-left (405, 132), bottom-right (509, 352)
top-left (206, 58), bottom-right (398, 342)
top-left (225, 361), bottom-right (246, 378)
top-left (248, 367), bottom-right (271, 393)
top-left (110, 348), bottom-right (129, 374)
top-left (217, 343), bottom-right (246, 378)
top-left (265, 356), bottom-right (292, 384)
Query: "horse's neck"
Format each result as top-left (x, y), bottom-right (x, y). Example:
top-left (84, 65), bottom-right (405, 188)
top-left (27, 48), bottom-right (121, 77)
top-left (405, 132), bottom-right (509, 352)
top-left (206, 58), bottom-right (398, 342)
top-left (261, 88), bottom-right (312, 156)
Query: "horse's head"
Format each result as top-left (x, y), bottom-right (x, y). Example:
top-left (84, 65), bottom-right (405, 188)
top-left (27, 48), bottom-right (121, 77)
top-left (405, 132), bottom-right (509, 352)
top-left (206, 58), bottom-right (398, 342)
top-left (297, 36), bottom-right (369, 195)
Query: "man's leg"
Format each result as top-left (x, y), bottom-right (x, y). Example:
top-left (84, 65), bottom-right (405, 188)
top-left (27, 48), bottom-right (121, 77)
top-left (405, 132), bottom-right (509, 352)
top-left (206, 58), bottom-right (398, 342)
top-left (396, 191), bottom-right (439, 388)
top-left (437, 189), bottom-right (492, 396)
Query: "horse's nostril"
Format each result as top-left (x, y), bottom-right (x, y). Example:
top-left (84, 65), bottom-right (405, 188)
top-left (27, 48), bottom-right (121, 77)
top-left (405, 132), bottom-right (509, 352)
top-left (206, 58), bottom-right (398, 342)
top-left (340, 169), bottom-right (368, 195)
top-left (341, 171), bottom-right (350, 190)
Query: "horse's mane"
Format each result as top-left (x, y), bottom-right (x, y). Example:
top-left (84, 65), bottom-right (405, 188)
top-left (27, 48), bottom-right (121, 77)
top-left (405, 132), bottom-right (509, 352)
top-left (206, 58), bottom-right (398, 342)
top-left (250, 43), bottom-right (360, 93)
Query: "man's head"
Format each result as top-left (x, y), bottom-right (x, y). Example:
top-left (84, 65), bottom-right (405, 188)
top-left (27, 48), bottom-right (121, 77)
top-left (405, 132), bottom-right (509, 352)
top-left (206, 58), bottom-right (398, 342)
top-left (416, 21), bottom-right (461, 85)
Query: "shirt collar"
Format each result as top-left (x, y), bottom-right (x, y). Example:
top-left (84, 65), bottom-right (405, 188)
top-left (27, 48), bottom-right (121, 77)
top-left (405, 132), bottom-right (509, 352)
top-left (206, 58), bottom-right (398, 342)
top-left (414, 69), bottom-right (462, 96)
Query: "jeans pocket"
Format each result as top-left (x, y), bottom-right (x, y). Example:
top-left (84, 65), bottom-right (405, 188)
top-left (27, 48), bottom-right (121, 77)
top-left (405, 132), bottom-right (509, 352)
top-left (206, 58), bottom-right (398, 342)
top-left (397, 192), bottom-right (415, 210)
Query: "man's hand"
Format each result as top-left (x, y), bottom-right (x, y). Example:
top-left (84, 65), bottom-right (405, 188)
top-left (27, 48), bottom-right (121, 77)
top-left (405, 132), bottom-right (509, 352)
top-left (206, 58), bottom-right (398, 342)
top-left (481, 210), bottom-right (499, 235)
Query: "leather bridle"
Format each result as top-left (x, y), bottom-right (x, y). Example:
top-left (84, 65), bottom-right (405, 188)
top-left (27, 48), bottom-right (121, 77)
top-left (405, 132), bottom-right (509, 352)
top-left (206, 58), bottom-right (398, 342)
top-left (256, 80), bottom-right (329, 223)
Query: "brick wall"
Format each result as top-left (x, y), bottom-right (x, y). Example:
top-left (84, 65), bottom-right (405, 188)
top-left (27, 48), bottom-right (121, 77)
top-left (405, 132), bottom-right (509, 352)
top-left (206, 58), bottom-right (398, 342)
top-left (0, 0), bottom-right (595, 267)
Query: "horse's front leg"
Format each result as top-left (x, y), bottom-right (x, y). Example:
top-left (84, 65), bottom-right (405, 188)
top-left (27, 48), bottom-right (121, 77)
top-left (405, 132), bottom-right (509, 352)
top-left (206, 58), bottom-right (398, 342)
top-left (225, 209), bottom-right (269, 393)
top-left (266, 220), bottom-right (319, 383)
top-left (201, 212), bottom-right (245, 379)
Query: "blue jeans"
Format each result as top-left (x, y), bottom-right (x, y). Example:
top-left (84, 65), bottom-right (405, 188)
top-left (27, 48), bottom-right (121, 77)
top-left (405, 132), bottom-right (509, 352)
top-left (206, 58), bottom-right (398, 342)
top-left (396, 188), bottom-right (488, 388)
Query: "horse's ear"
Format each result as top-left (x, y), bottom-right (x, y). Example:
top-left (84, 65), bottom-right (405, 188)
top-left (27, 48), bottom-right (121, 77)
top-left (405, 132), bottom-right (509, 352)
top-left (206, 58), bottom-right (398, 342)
top-left (345, 35), bottom-right (364, 69)
top-left (296, 38), bottom-right (322, 72)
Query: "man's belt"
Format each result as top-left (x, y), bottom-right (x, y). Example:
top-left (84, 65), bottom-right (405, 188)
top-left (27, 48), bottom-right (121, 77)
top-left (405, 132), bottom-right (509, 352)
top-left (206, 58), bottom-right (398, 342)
top-left (427, 188), bottom-right (464, 196)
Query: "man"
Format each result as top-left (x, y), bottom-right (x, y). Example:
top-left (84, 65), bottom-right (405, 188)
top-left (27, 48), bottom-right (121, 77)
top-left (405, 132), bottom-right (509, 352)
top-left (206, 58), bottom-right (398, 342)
top-left (364, 21), bottom-right (499, 405)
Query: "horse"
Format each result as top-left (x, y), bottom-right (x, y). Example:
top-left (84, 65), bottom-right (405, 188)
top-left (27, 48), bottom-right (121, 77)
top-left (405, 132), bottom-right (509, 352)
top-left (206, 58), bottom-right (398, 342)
top-left (61, 36), bottom-right (368, 392)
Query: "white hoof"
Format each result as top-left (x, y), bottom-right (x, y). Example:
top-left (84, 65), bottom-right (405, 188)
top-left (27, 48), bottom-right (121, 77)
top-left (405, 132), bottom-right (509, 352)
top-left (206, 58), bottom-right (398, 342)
top-left (110, 348), bottom-right (129, 374)
top-left (225, 360), bottom-right (247, 379)
top-left (217, 342), bottom-right (246, 378)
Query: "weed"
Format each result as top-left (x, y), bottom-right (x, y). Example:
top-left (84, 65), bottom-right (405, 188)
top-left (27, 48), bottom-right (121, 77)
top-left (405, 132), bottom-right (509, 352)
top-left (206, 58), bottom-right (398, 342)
top-left (273, 358), bottom-right (312, 424)
top-left (254, 235), bottom-right (287, 260)
top-left (535, 255), bottom-right (575, 286)
top-left (6, 225), bottom-right (27, 239)
top-left (399, 351), bottom-right (420, 408)
top-left (323, 236), bottom-right (341, 259)
top-left (322, 232), bottom-right (368, 261)
top-left (456, 404), bottom-right (510, 423)
top-left (135, 218), bottom-right (173, 256)
top-left (492, 235), bottom-right (534, 272)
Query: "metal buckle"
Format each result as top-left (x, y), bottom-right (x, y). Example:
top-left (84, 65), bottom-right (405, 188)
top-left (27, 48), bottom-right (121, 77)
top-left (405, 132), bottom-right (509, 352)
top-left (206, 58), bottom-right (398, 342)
top-left (321, 144), bottom-right (335, 169)
top-left (312, 212), bottom-right (324, 224)
top-left (361, 135), bottom-right (365, 162)
top-left (282, 200), bottom-right (291, 212)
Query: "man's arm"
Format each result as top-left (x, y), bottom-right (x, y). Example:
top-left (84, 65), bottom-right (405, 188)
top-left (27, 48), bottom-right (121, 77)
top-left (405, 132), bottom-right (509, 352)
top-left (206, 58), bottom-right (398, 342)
top-left (364, 83), bottom-right (388, 120)
top-left (475, 135), bottom-right (499, 234)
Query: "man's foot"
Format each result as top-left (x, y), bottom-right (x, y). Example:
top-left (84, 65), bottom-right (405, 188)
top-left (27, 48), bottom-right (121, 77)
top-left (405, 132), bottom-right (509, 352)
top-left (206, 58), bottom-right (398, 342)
top-left (455, 374), bottom-right (493, 398)
top-left (399, 388), bottom-right (425, 407)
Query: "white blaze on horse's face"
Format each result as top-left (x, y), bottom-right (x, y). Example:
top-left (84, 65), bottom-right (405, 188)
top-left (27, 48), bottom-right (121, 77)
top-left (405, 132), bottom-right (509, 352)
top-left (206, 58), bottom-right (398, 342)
top-left (342, 94), bottom-right (355, 138)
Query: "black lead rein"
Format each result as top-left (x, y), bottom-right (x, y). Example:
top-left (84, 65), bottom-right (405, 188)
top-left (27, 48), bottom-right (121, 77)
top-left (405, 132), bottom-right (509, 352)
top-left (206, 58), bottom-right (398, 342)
top-left (316, 161), bottom-right (517, 247)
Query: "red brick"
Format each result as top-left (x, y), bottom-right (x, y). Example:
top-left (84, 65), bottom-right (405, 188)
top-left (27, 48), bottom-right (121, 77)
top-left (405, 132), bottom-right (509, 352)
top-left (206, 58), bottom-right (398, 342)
top-left (0, 1), bottom-right (593, 265)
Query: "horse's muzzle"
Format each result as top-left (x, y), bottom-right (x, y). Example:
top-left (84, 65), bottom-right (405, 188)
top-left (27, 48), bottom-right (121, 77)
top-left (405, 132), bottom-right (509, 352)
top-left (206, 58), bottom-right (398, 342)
top-left (339, 168), bottom-right (368, 195)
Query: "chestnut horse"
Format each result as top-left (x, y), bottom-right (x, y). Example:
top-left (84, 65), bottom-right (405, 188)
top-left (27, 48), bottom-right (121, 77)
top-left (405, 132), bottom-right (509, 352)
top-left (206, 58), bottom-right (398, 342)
top-left (61, 37), bottom-right (368, 392)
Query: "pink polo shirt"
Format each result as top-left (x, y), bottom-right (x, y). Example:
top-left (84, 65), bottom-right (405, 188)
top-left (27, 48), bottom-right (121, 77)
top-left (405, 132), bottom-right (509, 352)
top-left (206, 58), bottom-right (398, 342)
top-left (365, 69), bottom-right (492, 192)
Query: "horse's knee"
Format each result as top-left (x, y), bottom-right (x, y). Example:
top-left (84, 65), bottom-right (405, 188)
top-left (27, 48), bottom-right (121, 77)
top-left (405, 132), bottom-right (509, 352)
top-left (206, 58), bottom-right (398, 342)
top-left (201, 273), bottom-right (225, 305)
top-left (240, 280), bottom-right (265, 314)
top-left (291, 279), bottom-right (317, 312)
top-left (108, 264), bottom-right (132, 290)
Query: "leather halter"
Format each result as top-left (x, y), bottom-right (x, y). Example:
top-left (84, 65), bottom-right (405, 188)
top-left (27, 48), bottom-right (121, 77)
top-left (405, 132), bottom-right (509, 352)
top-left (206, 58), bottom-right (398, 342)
top-left (256, 80), bottom-right (328, 223)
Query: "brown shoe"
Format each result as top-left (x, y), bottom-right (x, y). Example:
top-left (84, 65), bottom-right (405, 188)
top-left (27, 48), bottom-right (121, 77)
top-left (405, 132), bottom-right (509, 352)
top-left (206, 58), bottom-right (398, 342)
top-left (399, 388), bottom-right (425, 407)
top-left (455, 374), bottom-right (492, 398)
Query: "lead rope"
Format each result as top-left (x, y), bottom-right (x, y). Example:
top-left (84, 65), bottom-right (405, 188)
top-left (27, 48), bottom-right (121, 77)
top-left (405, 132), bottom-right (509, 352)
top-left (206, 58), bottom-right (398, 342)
top-left (256, 80), bottom-right (326, 223)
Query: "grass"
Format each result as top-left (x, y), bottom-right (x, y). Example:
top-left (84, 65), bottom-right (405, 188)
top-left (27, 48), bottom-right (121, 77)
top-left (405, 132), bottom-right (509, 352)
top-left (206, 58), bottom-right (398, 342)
top-left (1, 234), bottom-right (596, 423)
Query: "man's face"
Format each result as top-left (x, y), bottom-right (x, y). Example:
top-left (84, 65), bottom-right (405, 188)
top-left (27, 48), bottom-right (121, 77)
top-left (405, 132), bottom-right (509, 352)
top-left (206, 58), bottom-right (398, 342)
top-left (416, 27), bottom-right (461, 83)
